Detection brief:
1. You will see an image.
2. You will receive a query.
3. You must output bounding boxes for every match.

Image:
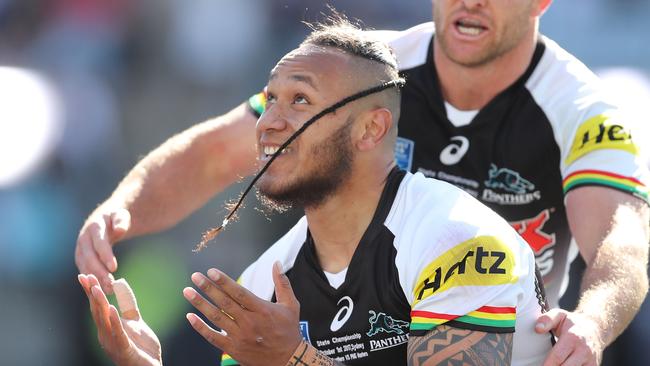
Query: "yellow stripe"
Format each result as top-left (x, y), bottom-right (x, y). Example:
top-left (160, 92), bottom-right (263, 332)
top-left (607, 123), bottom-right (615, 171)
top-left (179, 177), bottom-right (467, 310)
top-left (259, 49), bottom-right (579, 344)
top-left (563, 173), bottom-right (639, 188)
top-left (467, 311), bottom-right (516, 321)
top-left (411, 316), bottom-right (448, 325)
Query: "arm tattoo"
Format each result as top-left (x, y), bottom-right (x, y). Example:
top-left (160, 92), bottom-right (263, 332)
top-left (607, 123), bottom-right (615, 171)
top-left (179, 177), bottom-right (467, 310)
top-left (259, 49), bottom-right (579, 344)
top-left (407, 325), bottom-right (513, 366)
top-left (285, 340), bottom-right (346, 366)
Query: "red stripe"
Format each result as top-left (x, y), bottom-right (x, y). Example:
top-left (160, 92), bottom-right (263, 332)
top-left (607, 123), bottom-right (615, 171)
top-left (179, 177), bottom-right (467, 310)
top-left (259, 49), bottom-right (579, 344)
top-left (475, 306), bottom-right (516, 314)
top-left (563, 169), bottom-right (643, 186)
top-left (411, 310), bottom-right (457, 320)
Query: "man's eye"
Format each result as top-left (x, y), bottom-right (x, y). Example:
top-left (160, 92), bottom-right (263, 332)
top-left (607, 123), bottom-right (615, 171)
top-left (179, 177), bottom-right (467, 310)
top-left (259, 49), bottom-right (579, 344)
top-left (294, 95), bottom-right (309, 104)
top-left (266, 93), bottom-right (277, 104)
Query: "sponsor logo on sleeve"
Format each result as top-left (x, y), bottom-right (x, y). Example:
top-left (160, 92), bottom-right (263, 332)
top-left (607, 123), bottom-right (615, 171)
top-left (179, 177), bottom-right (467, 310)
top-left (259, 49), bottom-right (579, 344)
top-left (413, 236), bottom-right (518, 305)
top-left (566, 113), bottom-right (639, 165)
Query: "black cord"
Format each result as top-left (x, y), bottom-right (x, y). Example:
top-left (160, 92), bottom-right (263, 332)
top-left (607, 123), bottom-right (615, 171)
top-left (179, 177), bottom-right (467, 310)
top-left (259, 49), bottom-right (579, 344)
top-left (194, 78), bottom-right (405, 251)
top-left (534, 264), bottom-right (557, 346)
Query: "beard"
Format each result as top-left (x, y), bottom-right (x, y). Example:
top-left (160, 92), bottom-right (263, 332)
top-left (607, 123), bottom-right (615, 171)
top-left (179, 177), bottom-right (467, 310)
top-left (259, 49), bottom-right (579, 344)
top-left (256, 120), bottom-right (354, 212)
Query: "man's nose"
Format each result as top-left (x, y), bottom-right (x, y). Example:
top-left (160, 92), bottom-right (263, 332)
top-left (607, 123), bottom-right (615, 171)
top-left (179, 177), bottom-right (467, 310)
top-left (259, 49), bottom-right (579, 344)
top-left (461, 0), bottom-right (486, 10)
top-left (256, 107), bottom-right (288, 133)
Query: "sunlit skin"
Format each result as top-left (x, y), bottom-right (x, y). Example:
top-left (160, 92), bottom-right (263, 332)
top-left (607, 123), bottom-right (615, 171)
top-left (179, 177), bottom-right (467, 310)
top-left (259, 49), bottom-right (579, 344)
top-left (255, 45), bottom-right (397, 273)
top-left (255, 46), bottom-right (358, 199)
top-left (432, 0), bottom-right (551, 109)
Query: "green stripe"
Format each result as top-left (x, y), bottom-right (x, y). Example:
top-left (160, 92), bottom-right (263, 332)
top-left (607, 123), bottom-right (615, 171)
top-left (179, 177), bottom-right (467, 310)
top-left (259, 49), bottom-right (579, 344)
top-left (410, 323), bottom-right (436, 331)
top-left (563, 178), bottom-right (649, 201)
top-left (454, 314), bottom-right (515, 328)
top-left (248, 93), bottom-right (266, 116)
top-left (221, 358), bottom-right (239, 366)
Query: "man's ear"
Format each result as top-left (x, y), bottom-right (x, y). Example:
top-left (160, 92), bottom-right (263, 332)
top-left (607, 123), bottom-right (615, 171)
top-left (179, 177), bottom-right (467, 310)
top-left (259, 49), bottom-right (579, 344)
top-left (355, 108), bottom-right (393, 151)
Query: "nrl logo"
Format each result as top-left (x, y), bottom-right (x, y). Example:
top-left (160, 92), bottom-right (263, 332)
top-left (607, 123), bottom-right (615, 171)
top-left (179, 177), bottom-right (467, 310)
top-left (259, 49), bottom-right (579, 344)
top-left (367, 310), bottom-right (409, 337)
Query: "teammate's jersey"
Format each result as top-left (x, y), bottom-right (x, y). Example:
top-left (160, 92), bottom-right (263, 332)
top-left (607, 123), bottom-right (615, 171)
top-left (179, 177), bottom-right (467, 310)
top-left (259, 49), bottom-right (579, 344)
top-left (248, 23), bottom-right (650, 308)
top-left (222, 169), bottom-right (551, 366)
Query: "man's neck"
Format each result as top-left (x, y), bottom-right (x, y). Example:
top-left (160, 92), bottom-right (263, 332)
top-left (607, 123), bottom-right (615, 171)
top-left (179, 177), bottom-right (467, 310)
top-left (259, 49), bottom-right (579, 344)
top-left (434, 29), bottom-right (538, 111)
top-left (304, 161), bottom-right (395, 274)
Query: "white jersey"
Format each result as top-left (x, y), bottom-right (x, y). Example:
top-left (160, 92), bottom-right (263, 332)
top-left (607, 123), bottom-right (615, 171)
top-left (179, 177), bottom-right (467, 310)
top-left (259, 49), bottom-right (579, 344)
top-left (226, 169), bottom-right (551, 366)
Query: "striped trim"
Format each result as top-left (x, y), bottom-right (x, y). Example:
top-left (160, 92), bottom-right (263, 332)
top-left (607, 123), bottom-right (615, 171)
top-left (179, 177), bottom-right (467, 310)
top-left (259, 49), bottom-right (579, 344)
top-left (221, 353), bottom-right (238, 366)
top-left (563, 170), bottom-right (649, 202)
top-left (247, 91), bottom-right (267, 117)
top-left (410, 306), bottom-right (516, 333)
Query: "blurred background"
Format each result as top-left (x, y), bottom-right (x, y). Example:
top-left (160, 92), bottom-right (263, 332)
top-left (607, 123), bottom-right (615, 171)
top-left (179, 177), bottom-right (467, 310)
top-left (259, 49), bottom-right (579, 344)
top-left (0, 0), bottom-right (648, 365)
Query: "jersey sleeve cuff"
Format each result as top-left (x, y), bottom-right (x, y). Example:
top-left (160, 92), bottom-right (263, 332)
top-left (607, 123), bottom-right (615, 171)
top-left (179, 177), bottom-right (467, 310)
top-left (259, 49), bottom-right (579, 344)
top-left (562, 169), bottom-right (649, 205)
top-left (247, 91), bottom-right (267, 118)
top-left (410, 307), bottom-right (516, 336)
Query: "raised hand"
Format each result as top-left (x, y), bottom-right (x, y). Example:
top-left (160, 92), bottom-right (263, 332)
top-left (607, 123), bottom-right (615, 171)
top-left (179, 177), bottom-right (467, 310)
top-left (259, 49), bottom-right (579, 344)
top-left (76, 208), bottom-right (131, 293)
top-left (536, 308), bottom-right (602, 366)
top-left (79, 274), bottom-right (162, 366)
top-left (183, 262), bottom-right (303, 366)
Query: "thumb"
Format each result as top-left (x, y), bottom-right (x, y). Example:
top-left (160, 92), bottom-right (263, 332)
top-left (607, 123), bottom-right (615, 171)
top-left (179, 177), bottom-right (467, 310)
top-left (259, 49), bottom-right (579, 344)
top-left (272, 261), bottom-right (299, 310)
top-left (110, 209), bottom-right (131, 242)
top-left (536, 308), bottom-right (566, 334)
top-left (112, 278), bottom-right (141, 321)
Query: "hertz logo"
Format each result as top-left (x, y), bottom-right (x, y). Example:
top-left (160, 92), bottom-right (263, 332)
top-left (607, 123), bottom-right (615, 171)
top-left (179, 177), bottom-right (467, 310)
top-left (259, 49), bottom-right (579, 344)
top-left (413, 236), bottom-right (518, 305)
top-left (566, 114), bottom-right (639, 165)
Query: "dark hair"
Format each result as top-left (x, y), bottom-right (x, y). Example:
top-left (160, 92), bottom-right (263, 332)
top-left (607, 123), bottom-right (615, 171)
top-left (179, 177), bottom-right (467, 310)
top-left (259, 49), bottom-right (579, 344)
top-left (301, 15), bottom-right (399, 72)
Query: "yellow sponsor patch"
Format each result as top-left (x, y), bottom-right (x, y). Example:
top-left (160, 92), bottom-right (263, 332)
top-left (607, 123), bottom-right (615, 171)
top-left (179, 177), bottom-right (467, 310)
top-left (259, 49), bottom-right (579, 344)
top-left (412, 236), bottom-right (517, 306)
top-left (566, 114), bottom-right (639, 165)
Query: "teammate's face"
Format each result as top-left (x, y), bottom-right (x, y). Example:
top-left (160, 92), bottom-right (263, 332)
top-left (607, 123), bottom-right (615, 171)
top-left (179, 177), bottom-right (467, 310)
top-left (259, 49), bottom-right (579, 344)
top-left (432, 0), bottom-right (539, 67)
top-left (255, 46), bottom-right (358, 209)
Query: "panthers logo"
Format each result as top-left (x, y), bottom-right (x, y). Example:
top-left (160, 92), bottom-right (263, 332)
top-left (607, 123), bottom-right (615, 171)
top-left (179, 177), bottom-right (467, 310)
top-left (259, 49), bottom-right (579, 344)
top-left (484, 164), bottom-right (535, 194)
top-left (367, 311), bottom-right (409, 337)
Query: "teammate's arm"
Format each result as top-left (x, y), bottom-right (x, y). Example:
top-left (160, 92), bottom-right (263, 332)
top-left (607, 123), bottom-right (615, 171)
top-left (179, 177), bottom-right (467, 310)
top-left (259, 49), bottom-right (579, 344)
top-left (75, 103), bottom-right (259, 292)
top-left (407, 326), bottom-right (513, 365)
top-left (536, 186), bottom-right (649, 364)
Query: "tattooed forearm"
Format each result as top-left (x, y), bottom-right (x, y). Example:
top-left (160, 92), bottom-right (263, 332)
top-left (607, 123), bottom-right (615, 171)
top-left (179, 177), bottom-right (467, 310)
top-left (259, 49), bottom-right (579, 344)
top-left (286, 340), bottom-right (346, 366)
top-left (407, 325), bottom-right (513, 366)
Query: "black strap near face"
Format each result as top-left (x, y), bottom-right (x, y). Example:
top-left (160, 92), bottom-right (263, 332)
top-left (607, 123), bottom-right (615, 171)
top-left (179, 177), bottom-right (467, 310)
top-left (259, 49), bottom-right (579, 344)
top-left (194, 78), bottom-right (405, 251)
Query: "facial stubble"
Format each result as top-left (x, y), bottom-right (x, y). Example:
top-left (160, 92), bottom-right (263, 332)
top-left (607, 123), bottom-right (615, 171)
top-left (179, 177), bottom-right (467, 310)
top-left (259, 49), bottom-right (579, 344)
top-left (256, 119), bottom-right (354, 212)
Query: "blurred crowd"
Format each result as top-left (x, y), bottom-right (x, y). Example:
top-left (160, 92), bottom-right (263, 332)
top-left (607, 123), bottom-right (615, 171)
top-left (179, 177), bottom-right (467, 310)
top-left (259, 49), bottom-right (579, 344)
top-left (0, 0), bottom-right (648, 365)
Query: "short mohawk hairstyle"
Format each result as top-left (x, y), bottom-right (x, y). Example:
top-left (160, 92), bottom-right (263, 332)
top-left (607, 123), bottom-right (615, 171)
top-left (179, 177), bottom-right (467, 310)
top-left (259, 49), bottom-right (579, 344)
top-left (301, 12), bottom-right (399, 70)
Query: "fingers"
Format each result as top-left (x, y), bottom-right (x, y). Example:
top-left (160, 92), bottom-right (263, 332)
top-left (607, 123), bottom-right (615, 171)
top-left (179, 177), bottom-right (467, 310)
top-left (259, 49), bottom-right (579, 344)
top-left (78, 274), bottom-right (104, 332)
top-left (561, 348), bottom-right (590, 366)
top-left (109, 305), bottom-right (132, 351)
top-left (76, 231), bottom-right (115, 293)
top-left (205, 268), bottom-right (262, 311)
top-left (112, 278), bottom-right (141, 321)
top-left (272, 261), bottom-right (299, 312)
top-left (536, 308), bottom-right (567, 334)
top-left (183, 286), bottom-right (238, 334)
top-left (543, 336), bottom-right (573, 366)
top-left (186, 312), bottom-right (231, 351)
top-left (88, 220), bottom-right (118, 274)
top-left (110, 209), bottom-right (131, 241)
top-left (91, 284), bottom-right (113, 329)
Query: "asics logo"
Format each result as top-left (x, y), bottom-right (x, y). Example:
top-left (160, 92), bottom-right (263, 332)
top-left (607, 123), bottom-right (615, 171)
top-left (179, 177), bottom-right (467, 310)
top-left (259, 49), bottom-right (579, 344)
top-left (439, 136), bottom-right (469, 165)
top-left (330, 296), bottom-right (354, 332)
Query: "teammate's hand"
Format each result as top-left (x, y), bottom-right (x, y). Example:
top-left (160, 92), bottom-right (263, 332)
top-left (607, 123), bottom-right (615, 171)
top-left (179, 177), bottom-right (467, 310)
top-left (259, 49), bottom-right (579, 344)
top-left (535, 308), bottom-right (603, 366)
top-left (75, 208), bottom-right (131, 294)
top-left (79, 274), bottom-right (162, 366)
top-left (183, 262), bottom-right (303, 366)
